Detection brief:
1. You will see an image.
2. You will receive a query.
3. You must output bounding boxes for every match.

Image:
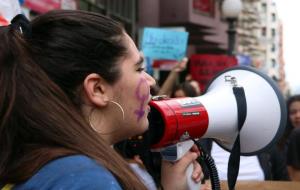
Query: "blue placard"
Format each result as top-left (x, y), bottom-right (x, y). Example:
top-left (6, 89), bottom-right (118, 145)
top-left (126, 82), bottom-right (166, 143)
top-left (141, 28), bottom-right (189, 60)
top-left (236, 54), bottom-right (252, 66)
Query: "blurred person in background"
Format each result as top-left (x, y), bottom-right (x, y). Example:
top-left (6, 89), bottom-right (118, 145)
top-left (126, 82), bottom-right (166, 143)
top-left (157, 57), bottom-right (188, 97)
top-left (185, 73), bottom-right (201, 96)
top-left (171, 81), bottom-right (198, 98)
top-left (199, 138), bottom-right (289, 182)
top-left (284, 95), bottom-right (300, 180)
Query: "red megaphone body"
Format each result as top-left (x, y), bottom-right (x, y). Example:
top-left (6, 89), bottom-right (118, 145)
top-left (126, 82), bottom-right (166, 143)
top-left (148, 97), bottom-right (209, 149)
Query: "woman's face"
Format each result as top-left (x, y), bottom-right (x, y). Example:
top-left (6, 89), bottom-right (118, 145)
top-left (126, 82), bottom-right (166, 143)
top-left (174, 89), bottom-right (186, 98)
top-left (289, 100), bottom-right (300, 128)
top-left (112, 33), bottom-right (155, 139)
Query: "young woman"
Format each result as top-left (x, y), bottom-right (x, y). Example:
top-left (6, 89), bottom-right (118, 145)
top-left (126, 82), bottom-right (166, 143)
top-left (0, 10), bottom-right (202, 189)
top-left (285, 95), bottom-right (300, 180)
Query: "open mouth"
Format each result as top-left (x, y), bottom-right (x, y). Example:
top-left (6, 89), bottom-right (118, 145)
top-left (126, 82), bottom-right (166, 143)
top-left (147, 95), bottom-right (152, 104)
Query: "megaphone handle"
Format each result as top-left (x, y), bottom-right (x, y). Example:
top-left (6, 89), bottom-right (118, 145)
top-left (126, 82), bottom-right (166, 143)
top-left (157, 140), bottom-right (202, 189)
top-left (186, 163), bottom-right (201, 190)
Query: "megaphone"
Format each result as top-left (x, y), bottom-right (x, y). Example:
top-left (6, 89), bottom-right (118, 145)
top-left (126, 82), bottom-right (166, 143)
top-left (148, 66), bottom-right (287, 155)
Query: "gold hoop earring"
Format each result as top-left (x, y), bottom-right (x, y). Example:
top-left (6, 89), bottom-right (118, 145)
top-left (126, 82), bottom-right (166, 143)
top-left (88, 108), bottom-right (102, 133)
top-left (109, 100), bottom-right (125, 121)
top-left (88, 100), bottom-right (125, 134)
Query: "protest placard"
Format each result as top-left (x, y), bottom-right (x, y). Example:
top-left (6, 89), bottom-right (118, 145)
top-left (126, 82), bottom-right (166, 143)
top-left (141, 27), bottom-right (189, 60)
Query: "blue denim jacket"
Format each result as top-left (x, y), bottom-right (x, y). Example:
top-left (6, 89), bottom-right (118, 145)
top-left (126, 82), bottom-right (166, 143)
top-left (10, 155), bottom-right (122, 190)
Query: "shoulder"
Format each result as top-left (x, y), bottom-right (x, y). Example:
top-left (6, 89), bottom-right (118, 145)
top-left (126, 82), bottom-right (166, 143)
top-left (288, 128), bottom-right (300, 148)
top-left (14, 155), bottom-right (122, 190)
top-left (287, 129), bottom-right (300, 163)
top-left (290, 128), bottom-right (300, 138)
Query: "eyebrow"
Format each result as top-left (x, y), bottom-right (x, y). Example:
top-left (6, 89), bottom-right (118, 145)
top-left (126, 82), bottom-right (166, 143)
top-left (135, 56), bottom-right (144, 66)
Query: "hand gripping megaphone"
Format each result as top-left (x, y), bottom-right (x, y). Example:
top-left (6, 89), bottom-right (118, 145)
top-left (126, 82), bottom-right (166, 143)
top-left (147, 66), bottom-right (287, 190)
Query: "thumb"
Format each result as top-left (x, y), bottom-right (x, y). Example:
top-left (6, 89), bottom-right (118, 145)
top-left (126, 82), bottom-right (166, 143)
top-left (176, 151), bottom-right (198, 173)
top-left (173, 57), bottom-right (188, 72)
top-left (178, 57), bottom-right (188, 68)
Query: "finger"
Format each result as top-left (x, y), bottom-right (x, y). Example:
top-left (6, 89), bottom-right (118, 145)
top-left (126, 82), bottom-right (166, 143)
top-left (201, 172), bottom-right (205, 180)
top-left (182, 57), bottom-right (188, 62)
top-left (192, 161), bottom-right (201, 178)
top-left (179, 57), bottom-right (188, 68)
top-left (175, 151), bottom-right (198, 173)
top-left (192, 161), bottom-right (202, 182)
top-left (161, 159), bottom-right (174, 169)
top-left (190, 144), bottom-right (200, 156)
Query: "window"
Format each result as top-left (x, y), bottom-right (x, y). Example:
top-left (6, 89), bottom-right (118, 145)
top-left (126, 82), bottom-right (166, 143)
top-left (271, 43), bottom-right (276, 52)
top-left (262, 27), bottom-right (266, 36)
top-left (262, 3), bottom-right (267, 12)
top-left (272, 13), bottom-right (276, 22)
top-left (193, 0), bottom-right (215, 17)
top-left (271, 28), bottom-right (276, 37)
top-left (78, 0), bottom-right (136, 37)
top-left (271, 59), bottom-right (276, 68)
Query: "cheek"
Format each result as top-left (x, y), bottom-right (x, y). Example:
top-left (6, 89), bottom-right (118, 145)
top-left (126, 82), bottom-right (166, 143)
top-left (290, 116), bottom-right (295, 124)
top-left (133, 77), bottom-right (150, 122)
top-left (290, 114), bottom-right (298, 125)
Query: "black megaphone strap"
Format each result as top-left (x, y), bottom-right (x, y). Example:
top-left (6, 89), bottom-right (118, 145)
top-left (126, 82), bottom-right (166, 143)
top-left (227, 86), bottom-right (247, 190)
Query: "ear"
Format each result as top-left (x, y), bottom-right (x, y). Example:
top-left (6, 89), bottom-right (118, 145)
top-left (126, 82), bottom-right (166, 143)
top-left (82, 73), bottom-right (110, 107)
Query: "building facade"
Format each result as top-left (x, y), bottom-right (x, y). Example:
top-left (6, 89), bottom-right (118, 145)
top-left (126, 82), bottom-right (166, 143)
top-left (256, 0), bottom-right (280, 77)
top-left (137, 0), bottom-right (228, 56)
top-left (79, 0), bottom-right (137, 38)
top-left (235, 0), bottom-right (289, 94)
top-left (236, 0), bottom-right (264, 67)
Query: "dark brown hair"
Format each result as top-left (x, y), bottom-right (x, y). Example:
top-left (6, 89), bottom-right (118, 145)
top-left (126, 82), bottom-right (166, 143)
top-left (0, 10), bottom-right (147, 189)
top-left (171, 81), bottom-right (198, 98)
top-left (278, 95), bottom-right (300, 150)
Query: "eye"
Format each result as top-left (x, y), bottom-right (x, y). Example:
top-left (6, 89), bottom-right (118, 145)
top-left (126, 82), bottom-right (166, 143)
top-left (290, 110), bottom-right (297, 115)
top-left (137, 67), bottom-right (145, 72)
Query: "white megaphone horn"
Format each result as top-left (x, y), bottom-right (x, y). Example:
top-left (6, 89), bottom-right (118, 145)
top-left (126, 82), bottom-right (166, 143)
top-left (148, 66), bottom-right (287, 155)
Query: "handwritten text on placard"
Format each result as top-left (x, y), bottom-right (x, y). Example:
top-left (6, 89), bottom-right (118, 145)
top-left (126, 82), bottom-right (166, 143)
top-left (142, 28), bottom-right (189, 60)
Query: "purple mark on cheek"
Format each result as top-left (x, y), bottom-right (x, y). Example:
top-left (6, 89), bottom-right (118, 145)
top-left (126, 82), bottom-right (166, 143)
top-left (134, 78), bottom-right (149, 121)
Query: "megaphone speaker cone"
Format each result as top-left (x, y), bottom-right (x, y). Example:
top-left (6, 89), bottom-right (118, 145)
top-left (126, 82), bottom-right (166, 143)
top-left (148, 66), bottom-right (286, 155)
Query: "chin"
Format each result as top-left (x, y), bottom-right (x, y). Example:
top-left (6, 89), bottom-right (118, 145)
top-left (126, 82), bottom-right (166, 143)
top-left (136, 119), bottom-right (149, 135)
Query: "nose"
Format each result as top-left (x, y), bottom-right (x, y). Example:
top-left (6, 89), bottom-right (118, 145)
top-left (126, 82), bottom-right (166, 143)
top-left (144, 72), bottom-right (156, 87)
